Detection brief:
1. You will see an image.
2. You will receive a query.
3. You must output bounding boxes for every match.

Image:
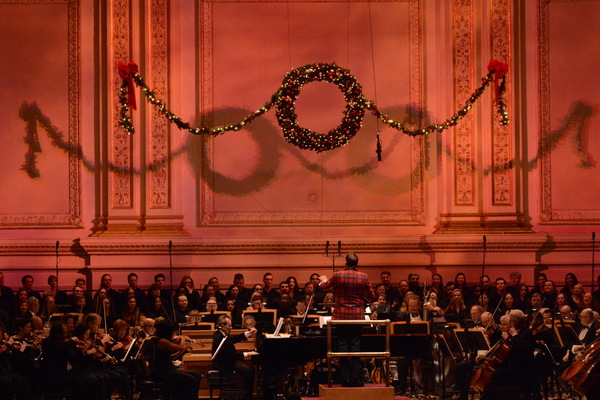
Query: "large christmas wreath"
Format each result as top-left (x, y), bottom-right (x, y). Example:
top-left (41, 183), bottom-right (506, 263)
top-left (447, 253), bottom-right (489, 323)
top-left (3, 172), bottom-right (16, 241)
top-left (275, 63), bottom-right (365, 152)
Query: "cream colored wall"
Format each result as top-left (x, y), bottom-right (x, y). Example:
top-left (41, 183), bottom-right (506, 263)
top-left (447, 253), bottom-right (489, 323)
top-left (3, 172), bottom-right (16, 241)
top-left (0, 0), bottom-right (598, 291)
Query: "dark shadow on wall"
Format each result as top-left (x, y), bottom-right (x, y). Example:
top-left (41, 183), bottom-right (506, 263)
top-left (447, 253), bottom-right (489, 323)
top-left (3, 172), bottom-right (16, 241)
top-left (17, 99), bottom-right (596, 196)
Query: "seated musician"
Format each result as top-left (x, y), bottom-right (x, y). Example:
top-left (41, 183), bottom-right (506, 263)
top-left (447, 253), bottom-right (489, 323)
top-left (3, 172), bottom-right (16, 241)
top-left (149, 319), bottom-right (201, 400)
top-left (481, 312), bottom-right (502, 346)
top-left (212, 315), bottom-right (258, 400)
top-left (396, 295), bottom-right (424, 321)
top-left (485, 311), bottom-right (536, 390)
top-left (563, 308), bottom-right (600, 363)
top-left (136, 317), bottom-right (155, 339)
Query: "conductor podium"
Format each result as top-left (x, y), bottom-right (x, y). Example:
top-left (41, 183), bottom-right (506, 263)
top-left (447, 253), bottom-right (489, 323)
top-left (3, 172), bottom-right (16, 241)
top-left (318, 383), bottom-right (395, 400)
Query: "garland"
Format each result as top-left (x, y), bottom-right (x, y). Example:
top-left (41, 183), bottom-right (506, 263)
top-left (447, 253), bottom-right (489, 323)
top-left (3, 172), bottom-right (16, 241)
top-left (118, 60), bottom-right (509, 152)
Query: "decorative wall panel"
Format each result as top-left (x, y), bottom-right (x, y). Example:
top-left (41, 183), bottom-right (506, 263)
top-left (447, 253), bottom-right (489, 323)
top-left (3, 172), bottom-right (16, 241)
top-left (0, 0), bottom-right (81, 228)
top-left (452, 0), bottom-right (475, 206)
top-left (539, 0), bottom-right (600, 223)
top-left (149, 0), bottom-right (171, 209)
top-left (110, 0), bottom-right (133, 209)
top-left (198, 0), bottom-right (425, 226)
top-left (490, 0), bottom-right (512, 205)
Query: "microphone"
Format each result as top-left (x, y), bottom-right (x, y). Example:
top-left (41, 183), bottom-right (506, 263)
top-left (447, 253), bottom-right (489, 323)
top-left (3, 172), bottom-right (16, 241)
top-left (593, 232), bottom-right (596, 241)
top-left (55, 240), bottom-right (59, 250)
top-left (325, 241), bottom-right (330, 256)
top-left (376, 133), bottom-right (382, 161)
top-left (337, 241), bottom-right (341, 255)
top-left (169, 240), bottom-right (172, 250)
top-left (483, 235), bottom-right (487, 246)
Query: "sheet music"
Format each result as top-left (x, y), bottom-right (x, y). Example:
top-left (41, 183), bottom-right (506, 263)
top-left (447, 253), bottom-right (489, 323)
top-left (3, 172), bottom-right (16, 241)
top-left (273, 317), bottom-right (284, 336)
top-left (211, 335), bottom-right (227, 360)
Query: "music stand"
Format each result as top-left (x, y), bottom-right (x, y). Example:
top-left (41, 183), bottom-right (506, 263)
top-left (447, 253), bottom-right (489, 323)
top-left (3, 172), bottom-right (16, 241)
top-left (455, 329), bottom-right (490, 354)
top-left (391, 321), bottom-right (430, 335)
top-left (180, 322), bottom-right (214, 330)
top-left (243, 309), bottom-right (277, 333)
top-left (199, 311), bottom-right (230, 324)
top-left (554, 321), bottom-right (582, 348)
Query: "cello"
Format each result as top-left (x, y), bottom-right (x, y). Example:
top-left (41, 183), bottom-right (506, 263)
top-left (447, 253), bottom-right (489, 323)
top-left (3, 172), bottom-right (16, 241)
top-left (561, 335), bottom-right (600, 394)
top-left (469, 336), bottom-right (513, 392)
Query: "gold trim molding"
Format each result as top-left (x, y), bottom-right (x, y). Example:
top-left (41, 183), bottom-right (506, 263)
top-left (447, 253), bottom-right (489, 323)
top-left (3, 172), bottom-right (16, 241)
top-left (0, 0), bottom-right (82, 229)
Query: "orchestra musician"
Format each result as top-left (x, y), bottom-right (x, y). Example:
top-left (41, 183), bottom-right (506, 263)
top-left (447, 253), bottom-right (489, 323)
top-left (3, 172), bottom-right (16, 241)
top-left (136, 317), bottom-right (155, 339)
top-left (41, 321), bottom-right (102, 400)
top-left (319, 252), bottom-right (374, 387)
top-left (485, 311), bottom-right (536, 390)
top-left (149, 319), bottom-right (201, 400)
top-left (212, 315), bottom-right (258, 400)
top-left (7, 318), bottom-right (43, 398)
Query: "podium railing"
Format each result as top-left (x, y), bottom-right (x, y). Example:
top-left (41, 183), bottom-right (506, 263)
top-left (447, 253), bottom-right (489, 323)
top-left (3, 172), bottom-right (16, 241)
top-left (326, 319), bottom-right (391, 387)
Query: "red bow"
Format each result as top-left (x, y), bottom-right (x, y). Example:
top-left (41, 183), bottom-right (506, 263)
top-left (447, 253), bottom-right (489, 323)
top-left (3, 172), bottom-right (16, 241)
top-left (118, 61), bottom-right (139, 110)
top-left (487, 59), bottom-right (509, 105)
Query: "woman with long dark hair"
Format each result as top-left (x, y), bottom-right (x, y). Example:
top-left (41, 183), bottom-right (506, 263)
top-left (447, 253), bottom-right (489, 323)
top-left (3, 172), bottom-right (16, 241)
top-left (149, 319), bottom-right (201, 400)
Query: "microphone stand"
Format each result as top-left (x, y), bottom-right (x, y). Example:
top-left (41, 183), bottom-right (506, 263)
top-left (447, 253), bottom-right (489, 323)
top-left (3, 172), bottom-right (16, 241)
top-left (55, 241), bottom-right (60, 297)
top-left (323, 241), bottom-right (343, 274)
top-left (169, 241), bottom-right (176, 320)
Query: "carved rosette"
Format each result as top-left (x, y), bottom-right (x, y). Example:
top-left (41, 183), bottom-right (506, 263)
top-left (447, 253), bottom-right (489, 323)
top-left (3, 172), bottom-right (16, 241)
top-left (150, 0), bottom-right (170, 208)
top-left (111, 0), bottom-right (132, 208)
top-left (452, 0), bottom-right (475, 206)
top-left (490, 0), bottom-right (512, 205)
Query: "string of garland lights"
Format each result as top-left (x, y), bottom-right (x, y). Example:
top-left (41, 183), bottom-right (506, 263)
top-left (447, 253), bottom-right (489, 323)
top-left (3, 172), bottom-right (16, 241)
top-left (118, 60), bottom-right (509, 153)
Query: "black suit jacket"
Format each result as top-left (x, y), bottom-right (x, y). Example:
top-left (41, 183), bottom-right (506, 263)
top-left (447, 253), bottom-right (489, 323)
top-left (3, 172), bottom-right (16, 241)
top-left (211, 329), bottom-right (248, 376)
top-left (576, 321), bottom-right (600, 346)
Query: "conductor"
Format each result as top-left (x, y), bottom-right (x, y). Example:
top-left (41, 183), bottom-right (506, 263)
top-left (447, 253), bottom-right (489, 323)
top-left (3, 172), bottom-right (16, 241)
top-left (319, 252), bottom-right (374, 387)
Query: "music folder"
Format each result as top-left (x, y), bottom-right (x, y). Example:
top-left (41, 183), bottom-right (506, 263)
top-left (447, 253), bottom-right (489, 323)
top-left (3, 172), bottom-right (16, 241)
top-left (454, 329), bottom-right (490, 355)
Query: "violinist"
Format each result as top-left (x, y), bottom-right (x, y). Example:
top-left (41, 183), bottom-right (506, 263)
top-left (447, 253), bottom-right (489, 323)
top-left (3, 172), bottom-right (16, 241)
top-left (85, 313), bottom-right (131, 399)
top-left (71, 323), bottom-right (113, 400)
top-left (136, 317), bottom-right (155, 339)
top-left (41, 321), bottom-right (102, 400)
top-left (0, 321), bottom-right (32, 400)
top-left (107, 319), bottom-right (135, 361)
top-left (481, 311), bottom-right (502, 346)
top-left (7, 318), bottom-right (42, 398)
top-left (149, 319), bottom-right (201, 400)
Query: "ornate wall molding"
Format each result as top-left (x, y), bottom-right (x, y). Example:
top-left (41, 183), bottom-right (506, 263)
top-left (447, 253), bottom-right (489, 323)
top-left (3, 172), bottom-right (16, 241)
top-left (490, 0), bottom-right (513, 205)
top-left (149, 0), bottom-right (171, 209)
top-left (538, 0), bottom-right (600, 223)
top-left (110, 0), bottom-right (133, 209)
top-left (0, 0), bottom-right (82, 229)
top-left (0, 235), bottom-right (594, 256)
top-left (198, 0), bottom-right (425, 226)
top-left (452, 0), bottom-right (475, 206)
